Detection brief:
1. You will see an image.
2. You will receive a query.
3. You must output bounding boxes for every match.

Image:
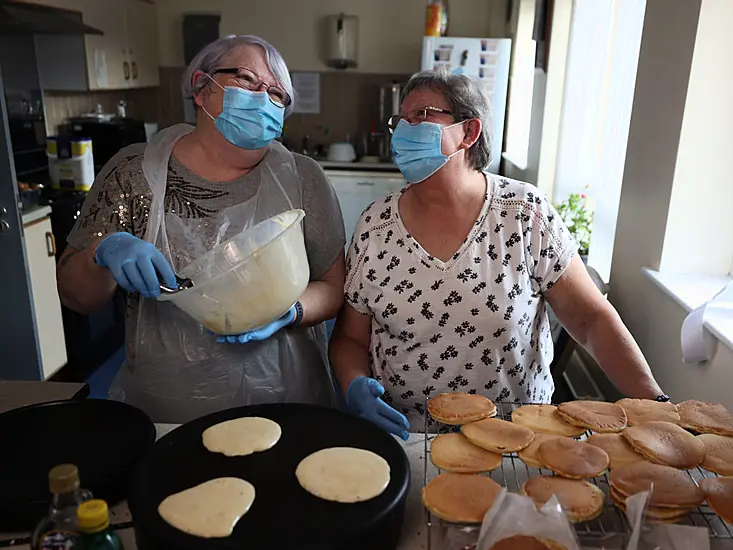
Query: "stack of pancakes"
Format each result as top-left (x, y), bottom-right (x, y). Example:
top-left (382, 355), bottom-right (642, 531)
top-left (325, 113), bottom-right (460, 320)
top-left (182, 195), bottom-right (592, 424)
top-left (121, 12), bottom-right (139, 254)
top-left (424, 393), bottom-right (733, 527)
top-left (609, 462), bottom-right (705, 522)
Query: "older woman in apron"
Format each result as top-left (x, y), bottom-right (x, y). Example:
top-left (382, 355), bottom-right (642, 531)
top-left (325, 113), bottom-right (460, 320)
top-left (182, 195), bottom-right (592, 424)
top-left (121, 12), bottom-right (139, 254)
top-left (57, 35), bottom-right (346, 423)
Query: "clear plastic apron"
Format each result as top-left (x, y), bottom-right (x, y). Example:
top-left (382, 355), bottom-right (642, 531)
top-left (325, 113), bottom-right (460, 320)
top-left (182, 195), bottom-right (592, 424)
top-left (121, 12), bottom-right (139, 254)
top-left (109, 124), bottom-right (336, 423)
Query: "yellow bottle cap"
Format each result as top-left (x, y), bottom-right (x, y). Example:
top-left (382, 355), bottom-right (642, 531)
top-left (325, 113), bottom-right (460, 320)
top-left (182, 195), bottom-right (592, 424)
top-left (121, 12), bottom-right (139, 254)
top-left (77, 500), bottom-right (110, 533)
top-left (49, 464), bottom-right (80, 495)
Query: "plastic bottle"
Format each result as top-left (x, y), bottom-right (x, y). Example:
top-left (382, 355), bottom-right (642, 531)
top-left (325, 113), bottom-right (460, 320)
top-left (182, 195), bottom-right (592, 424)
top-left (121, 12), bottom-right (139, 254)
top-left (75, 500), bottom-right (123, 550)
top-left (425, 0), bottom-right (449, 37)
top-left (32, 464), bottom-right (92, 550)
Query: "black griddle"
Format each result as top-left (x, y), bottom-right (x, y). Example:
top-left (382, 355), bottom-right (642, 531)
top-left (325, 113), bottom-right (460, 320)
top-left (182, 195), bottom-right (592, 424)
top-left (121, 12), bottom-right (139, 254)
top-left (129, 403), bottom-right (411, 550)
top-left (0, 399), bottom-right (155, 531)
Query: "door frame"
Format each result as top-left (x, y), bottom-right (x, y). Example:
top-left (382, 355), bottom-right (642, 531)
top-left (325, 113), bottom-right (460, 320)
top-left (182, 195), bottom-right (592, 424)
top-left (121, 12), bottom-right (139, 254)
top-left (0, 63), bottom-right (43, 380)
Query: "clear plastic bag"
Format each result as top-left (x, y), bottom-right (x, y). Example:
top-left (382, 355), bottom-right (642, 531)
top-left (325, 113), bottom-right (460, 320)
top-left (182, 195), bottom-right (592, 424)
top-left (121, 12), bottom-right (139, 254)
top-left (624, 491), bottom-right (709, 550)
top-left (476, 490), bottom-right (581, 550)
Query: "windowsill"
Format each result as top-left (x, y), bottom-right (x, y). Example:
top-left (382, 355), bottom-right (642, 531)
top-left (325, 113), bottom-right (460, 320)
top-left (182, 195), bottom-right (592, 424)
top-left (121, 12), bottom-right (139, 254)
top-left (642, 268), bottom-right (733, 352)
top-left (501, 151), bottom-right (529, 170)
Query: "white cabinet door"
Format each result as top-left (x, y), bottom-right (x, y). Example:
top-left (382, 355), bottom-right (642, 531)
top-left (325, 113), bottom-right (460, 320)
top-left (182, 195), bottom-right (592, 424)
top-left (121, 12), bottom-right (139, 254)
top-left (126, 0), bottom-right (160, 88)
top-left (24, 217), bottom-right (67, 379)
top-left (82, 0), bottom-right (129, 90)
top-left (326, 172), bottom-right (406, 247)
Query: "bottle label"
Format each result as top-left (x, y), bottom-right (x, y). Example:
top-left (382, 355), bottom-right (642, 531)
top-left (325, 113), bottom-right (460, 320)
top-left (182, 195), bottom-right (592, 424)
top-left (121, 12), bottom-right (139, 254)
top-left (39, 531), bottom-right (78, 550)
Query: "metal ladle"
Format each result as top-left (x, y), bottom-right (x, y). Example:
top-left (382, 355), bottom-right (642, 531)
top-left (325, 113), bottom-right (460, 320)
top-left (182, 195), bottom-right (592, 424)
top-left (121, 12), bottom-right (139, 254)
top-left (159, 274), bottom-right (194, 296)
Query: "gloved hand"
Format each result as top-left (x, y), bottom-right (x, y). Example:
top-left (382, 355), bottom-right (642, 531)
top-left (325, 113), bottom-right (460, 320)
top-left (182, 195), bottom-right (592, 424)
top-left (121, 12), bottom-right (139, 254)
top-left (95, 232), bottom-right (176, 299)
top-left (346, 376), bottom-right (410, 441)
top-left (216, 305), bottom-right (297, 344)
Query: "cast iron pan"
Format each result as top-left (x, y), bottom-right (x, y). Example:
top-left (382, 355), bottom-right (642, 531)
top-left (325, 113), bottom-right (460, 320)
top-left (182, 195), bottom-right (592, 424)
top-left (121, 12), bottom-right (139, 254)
top-left (129, 403), bottom-right (411, 550)
top-left (0, 399), bottom-right (155, 531)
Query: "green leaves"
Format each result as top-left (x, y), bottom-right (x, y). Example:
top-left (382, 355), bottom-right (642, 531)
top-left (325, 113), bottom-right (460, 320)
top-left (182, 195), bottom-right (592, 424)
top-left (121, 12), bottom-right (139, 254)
top-left (555, 192), bottom-right (593, 256)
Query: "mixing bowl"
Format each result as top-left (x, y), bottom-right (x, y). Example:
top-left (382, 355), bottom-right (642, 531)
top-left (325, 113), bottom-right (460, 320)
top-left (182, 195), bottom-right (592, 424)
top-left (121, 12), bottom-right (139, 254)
top-left (158, 209), bottom-right (309, 334)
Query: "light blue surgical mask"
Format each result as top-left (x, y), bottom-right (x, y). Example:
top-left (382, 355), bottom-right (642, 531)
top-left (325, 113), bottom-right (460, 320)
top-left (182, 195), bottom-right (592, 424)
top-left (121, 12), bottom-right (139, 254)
top-left (202, 78), bottom-right (284, 149)
top-left (390, 119), bottom-right (465, 183)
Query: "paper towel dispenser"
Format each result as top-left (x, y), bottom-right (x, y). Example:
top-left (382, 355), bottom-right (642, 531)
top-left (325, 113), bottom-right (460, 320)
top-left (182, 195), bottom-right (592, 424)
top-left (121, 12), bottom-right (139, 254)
top-left (325, 14), bottom-right (358, 69)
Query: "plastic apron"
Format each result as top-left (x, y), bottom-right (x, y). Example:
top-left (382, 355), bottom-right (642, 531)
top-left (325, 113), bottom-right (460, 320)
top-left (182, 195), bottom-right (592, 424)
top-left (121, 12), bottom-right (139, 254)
top-left (109, 124), bottom-right (336, 423)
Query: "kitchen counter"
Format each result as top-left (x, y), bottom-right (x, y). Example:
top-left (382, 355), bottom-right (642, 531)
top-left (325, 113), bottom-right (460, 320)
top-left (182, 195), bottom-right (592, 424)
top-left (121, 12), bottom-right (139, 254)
top-left (20, 205), bottom-right (51, 226)
top-left (4, 425), bottom-right (733, 549)
top-left (319, 160), bottom-right (399, 172)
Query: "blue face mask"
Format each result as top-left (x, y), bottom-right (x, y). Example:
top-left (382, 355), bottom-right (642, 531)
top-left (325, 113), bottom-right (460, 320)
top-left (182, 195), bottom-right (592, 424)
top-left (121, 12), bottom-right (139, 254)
top-left (390, 119), bottom-right (464, 183)
top-left (203, 80), bottom-right (284, 150)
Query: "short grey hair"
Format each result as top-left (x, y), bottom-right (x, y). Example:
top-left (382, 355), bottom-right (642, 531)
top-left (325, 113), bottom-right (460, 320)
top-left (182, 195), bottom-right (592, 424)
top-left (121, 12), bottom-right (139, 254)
top-left (182, 35), bottom-right (296, 117)
top-left (402, 69), bottom-right (493, 171)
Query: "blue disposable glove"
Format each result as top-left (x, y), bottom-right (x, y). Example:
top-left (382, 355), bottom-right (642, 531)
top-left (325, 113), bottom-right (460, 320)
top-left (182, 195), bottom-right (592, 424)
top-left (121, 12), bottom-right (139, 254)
top-left (95, 232), bottom-right (176, 299)
top-left (346, 376), bottom-right (410, 441)
top-left (216, 305), bottom-right (297, 344)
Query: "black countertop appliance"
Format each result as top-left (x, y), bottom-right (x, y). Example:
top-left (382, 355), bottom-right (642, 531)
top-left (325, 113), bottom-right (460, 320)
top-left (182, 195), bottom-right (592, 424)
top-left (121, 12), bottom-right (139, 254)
top-left (129, 403), bottom-right (411, 550)
top-left (62, 115), bottom-right (147, 173)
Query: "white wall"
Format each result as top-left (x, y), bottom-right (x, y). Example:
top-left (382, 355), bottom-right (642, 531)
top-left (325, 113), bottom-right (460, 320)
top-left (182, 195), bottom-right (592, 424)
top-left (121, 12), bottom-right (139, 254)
top-left (659, 0), bottom-right (733, 276)
top-left (155, 0), bottom-right (504, 72)
top-left (609, 0), bottom-right (733, 408)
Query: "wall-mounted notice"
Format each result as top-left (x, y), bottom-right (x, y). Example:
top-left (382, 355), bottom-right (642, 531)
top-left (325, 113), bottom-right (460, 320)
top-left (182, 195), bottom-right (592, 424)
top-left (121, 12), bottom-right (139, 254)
top-left (291, 71), bottom-right (320, 114)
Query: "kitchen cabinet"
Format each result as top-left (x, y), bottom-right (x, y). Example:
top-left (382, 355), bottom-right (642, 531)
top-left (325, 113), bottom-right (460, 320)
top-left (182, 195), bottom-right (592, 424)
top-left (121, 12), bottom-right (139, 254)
top-left (23, 214), bottom-right (67, 379)
top-left (84, 0), bottom-right (160, 90)
top-left (19, 0), bottom-right (159, 90)
top-left (326, 170), bottom-right (405, 247)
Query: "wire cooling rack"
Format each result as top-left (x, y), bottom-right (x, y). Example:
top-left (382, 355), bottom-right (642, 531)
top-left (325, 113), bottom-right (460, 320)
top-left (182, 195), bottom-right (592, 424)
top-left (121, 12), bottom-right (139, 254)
top-left (422, 401), bottom-right (733, 549)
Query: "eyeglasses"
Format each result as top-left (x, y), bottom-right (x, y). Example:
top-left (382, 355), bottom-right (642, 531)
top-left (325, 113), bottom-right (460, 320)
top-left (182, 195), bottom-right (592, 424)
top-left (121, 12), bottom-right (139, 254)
top-left (387, 106), bottom-right (454, 134)
top-left (213, 67), bottom-right (291, 108)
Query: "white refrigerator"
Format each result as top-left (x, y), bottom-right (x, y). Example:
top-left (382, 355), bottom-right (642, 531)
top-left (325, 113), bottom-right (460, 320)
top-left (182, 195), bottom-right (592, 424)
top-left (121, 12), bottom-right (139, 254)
top-left (421, 36), bottom-right (511, 174)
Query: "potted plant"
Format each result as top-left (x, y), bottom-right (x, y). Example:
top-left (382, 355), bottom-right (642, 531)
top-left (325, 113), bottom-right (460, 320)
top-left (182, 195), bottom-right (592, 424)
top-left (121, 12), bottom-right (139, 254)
top-left (554, 190), bottom-right (593, 263)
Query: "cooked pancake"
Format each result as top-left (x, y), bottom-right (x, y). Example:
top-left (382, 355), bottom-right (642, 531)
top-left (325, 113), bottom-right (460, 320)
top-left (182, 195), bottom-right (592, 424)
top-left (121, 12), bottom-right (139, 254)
top-left (461, 418), bottom-right (535, 454)
top-left (428, 392), bottom-right (497, 425)
top-left (612, 498), bottom-right (688, 523)
top-left (422, 472), bottom-right (502, 523)
top-left (586, 433), bottom-right (645, 469)
top-left (678, 400), bottom-right (733, 436)
top-left (557, 401), bottom-right (627, 433)
top-left (521, 476), bottom-right (604, 523)
top-left (698, 434), bottom-right (733, 476)
top-left (616, 398), bottom-right (680, 426)
top-left (622, 421), bottom-right (704, 469)
top-left (518, 433), bottom-right (561, 468)
top-left (488, 535), bottom-right (566, 550)
top-left (430, 433), bottom-right (502, 473)
top-left (700, 476), bottom-right (733, 524)
top-left (538, 438), bottom-right (609, 479)
top-left (511, 405), bottom-right (586, 437)
top-left (610, 461), bottom-right (704, 508)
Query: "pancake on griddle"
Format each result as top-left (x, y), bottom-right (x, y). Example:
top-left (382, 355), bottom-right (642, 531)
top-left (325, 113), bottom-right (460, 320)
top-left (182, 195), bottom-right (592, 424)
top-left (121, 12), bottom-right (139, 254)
top-left (616, 398), bottom-right (680, 426)
top-left (700, 476), bottom-right (733, 524)
top-left (610, 461), bottom-right (704, 508)
top-left (698, 434), bottom-right (733, 476)
top-left (461, 417), bottom-right (535, 454)
top-left (557, 401), bottom-right (627, 433)
top-left (586, 433), bottom-right (646, 469)
top-left (622, 421), bottom-right (704, 469)
top-left (678, 400), bottom-right (733, 436)
top-left (521, 476), bottom-right (604, 523)
top-left (518, 433), bottom-right (561, 468)
top-left (511, 405), bottom-right (585, 437)
top-left (538, 438), bottom-right (609, 479)
top-left (428, 392), bottom-right (497, 425)
top-left (422, 472), bottom-right (502, 523)
top-left (430, 433), bottom-right (502, 473)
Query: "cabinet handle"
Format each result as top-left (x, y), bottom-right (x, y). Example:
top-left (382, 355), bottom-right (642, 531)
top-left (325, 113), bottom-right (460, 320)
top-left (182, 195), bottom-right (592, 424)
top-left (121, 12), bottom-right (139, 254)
top-left (45, 231), bottom-right (56, 257)
top-left (123, 61), bottom-right (130, 80)
top-left (131, 61), bottom-right (138, 80)
top-left (356, 181), bottom-right (375, 186)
